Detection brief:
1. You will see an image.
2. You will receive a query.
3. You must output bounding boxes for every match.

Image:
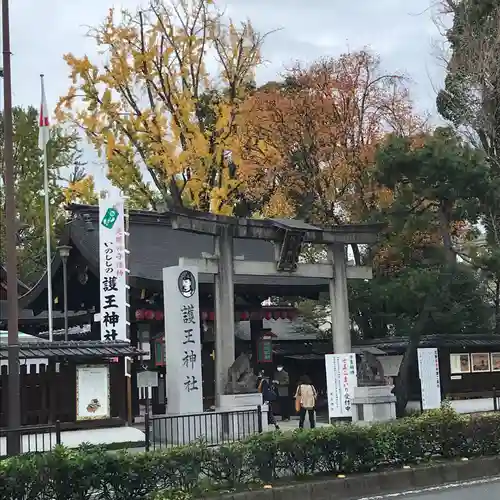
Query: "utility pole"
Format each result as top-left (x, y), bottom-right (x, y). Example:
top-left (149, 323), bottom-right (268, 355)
top-left (2, 0), bottom-right (22, 455)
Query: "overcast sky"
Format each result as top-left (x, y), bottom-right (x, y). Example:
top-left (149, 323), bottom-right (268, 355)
top-left (6, 0), bottom-right (449, 187)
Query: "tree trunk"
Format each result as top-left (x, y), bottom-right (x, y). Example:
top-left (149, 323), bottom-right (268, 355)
top-left (437, 201), bottom-right (456, 265)
top-left (393, 332), bottom-right (420, 417)
top-left (495, 279), bottom-right (500, 335)
top-left (351, 244), bottom-right (362, 265)
top-left (393, 285), bottom-right (440, 415)
top-left (394, 260), bottom-right (458, 416)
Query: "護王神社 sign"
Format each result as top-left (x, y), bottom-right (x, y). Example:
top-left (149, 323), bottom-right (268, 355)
top-left (99, 191), bottom-right (129, 342)
top-left (163, 265), bottom-right (203, 414)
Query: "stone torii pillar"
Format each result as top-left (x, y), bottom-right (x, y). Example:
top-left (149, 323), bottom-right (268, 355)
top-left (329, 244), bottom-right (351, 354)
top-left (213, 224), bottom-right (235, 400)
top-left (172, 212), bottom-right (383, 405)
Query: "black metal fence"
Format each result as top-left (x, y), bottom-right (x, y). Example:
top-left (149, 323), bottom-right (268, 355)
top-left (0, 421), bottom-right (61, 458)
top-left (145, 406), bottom-right (263, 451)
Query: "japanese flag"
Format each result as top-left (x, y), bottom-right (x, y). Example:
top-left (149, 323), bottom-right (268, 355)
top-left (38, 76), bottom-right (50, 150)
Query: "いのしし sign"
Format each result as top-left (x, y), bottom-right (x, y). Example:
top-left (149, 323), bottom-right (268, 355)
top-left (99, 191), bottom-right (128, 342)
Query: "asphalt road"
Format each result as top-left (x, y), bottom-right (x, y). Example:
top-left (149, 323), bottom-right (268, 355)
top-left (361, 476), bottom-right (500, 499)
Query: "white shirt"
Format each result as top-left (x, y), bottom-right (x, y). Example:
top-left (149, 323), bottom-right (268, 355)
top-left (295, 384), bottom-right (317, 409)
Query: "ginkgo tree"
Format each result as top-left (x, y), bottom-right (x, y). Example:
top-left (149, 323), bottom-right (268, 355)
top-left (56, 0), bottom-right (270, 213)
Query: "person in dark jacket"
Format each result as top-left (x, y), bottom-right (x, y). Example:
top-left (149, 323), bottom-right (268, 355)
top-left (274, 365), bottom-right (290, 421)
top-left (258, 372), bottom-right (280, 430)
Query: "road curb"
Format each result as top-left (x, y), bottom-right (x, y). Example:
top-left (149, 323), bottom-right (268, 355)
top-left (215, 456), bottom-right (500, 500)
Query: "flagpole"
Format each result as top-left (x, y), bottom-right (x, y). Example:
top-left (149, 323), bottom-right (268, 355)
top-left (40, 74), bottom-right (54, 342)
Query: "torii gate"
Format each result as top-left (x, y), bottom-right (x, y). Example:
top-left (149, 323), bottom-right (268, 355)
top-left (168, 211), bottom-right (383, 404)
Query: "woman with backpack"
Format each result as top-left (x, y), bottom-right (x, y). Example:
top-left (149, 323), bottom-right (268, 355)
top-left (258, 372), bottom-right (280, 430)
top-left (294, 375), bottom-right (317, 429)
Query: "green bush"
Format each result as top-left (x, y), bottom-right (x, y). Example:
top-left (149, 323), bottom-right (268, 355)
top-left (1, 409), bottom-right (499, 500)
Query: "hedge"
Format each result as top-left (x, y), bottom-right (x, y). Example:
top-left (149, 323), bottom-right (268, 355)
top-left (1, 407), bottom-right (500, 500)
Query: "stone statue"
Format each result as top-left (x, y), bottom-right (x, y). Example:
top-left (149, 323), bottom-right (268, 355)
top-left (224, 353), bottom-right (258, 394)
top-left (357, 351), bottom-right (386, 386)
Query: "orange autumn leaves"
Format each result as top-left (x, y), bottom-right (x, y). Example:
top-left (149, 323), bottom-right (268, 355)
top-left (238, 51), bottom-right (423, 223)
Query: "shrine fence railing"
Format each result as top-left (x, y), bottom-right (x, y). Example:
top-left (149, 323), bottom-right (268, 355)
top-left (144, 406), bottom-right (263, 451)
top-left (0, 421), bottom-right (61, 458)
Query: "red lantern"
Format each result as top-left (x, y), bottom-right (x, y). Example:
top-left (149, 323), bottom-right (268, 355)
top-left (208, 311), bottom-right (215, 321)
top-left (144, 309), bottom-right (155, 320)
top-left (240, 311), bottom-right (249, 321)
top-left (135, 309), bottom-right (145, 320)
top-left (201, 311), bottom-right (208, 321)
top-left (280, 310), bottom-right (288, 320)
top-left (272, 310), bottom-right (281, 320)
top-left (264, 311), bottom-right (272, 320)
top-left (155, 310), bottom-right (164, 321)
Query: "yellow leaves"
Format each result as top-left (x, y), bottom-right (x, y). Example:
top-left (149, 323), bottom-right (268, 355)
top-left (71, 55), bottom-right (94, 75)
top-left (64, 176), bottom-right (97, 205)
top-left (262, 191), bottom-right (296, 219)
top-left (56, 0), bottom-right (266, 212)
top-left (106, 131), bottom-right (116, 161)
top-left (81, 114), bottom-right (99, 134)
top-left (102, 89), bottom-right (112, 107)
top-left (378, 187), bottom-right (394, 208)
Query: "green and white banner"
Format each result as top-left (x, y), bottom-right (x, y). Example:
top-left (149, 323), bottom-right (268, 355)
top-left (99, 190), bottom-right (128, 342)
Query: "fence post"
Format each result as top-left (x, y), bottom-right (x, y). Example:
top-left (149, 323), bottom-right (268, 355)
top-left (55, 420), bottom-right (61, 446)
top-left (144, 412), bottom-right (150, 452)
top-left (494, 387), bottom-right (498, 412)
top-left (257, 405), bottom-right (263, 433)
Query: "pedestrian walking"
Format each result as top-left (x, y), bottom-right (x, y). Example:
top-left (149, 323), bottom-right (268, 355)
top-left (274, 364), bottom-right (290, 421)
top-left (294, 375), bottom-right (317, 429)
top-left (258, 372), bottom-right (280, 430)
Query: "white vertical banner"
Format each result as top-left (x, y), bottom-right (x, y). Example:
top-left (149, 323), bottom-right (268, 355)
top-left (417, 347), bottom-right (441, 410)
top-left (325, 353), bottom-right (357, 419)
top-left (99, 190), bottom-right (129, 342)
top-left (163, 265), bottom-right (203, 415)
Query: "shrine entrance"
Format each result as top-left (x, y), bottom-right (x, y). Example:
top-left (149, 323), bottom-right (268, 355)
top-left (167, 211), bottom-right (382, 405)
top-left (20, 204), bottom-right (383, 414)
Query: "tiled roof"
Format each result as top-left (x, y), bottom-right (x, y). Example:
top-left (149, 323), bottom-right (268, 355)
top-left (68, 207), bottom-right (332, 289)
top-left (357, 334), bottom-right (500, 351)
top-left (21, 205), bottom-right (338, 308)
top-left (0, 341), bottom-right (141, 359)
top-left (0, 264), bottom-right (30, 294)
top-left (0, 300), bottom-right (89, 322)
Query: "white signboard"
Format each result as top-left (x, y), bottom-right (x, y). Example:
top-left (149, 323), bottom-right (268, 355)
top-left (325, 353), bottom-right (357, 419)
top-left (137, 370), bottom-right (159, 388)
top-left (76, 365), bottom-right (110, 420)
top-left (163, 265), bottom-right (203, 415)
top-left (417, 347), bottom-right (441, 410)
top-left (99, 191), bottom-right (128, 342)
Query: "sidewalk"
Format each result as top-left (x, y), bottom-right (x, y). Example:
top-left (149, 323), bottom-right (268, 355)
top-left (271, 415), bottom-right (329, 431)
